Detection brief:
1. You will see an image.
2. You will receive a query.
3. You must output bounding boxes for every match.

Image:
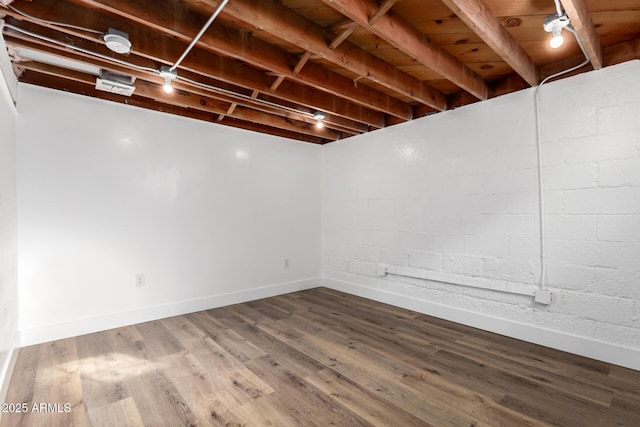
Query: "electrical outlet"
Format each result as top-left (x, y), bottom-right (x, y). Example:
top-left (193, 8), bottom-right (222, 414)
top-left (284, 258), bottom-right (290, 268)
top-left (135, 274), bottom-right (145, 287)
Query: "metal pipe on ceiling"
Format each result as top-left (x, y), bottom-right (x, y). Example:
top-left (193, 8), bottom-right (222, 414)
top-left (169, 0), bottom-right (229, 72)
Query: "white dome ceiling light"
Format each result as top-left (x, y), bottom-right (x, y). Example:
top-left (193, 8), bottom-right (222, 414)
top-left (103, 28), bottom-right (132, 54)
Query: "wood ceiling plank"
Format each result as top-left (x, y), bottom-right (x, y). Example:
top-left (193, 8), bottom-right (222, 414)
top-left (561, 0), bottom-right (604, 69)
top-left (320, 0), bottom-right (489, 100)
top-left (64, 0), bottom-right (413, 120)
top-left (217, 0), bottom-right (448, 111)
top-left (440, 0), bottom-right (539, 85)
top-left (603, 36), bottom-right (640, 66)
top-left (2, 0), bottom-right (379, 131)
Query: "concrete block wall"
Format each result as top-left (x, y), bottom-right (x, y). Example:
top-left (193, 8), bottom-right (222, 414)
top-left (322, 61), bottom-right (640, 368)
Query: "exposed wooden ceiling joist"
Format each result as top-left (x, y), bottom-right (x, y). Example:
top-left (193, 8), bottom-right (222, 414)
top-left (440, 0), bottom-right (539, 86)
top-left (2, 0), bottom-right (383, 131)
top-left (561, 0), bottom-right (604, 70)
top-left (66, 0), bottom-right (414, 120)
top-left (218, 0), bottom-right (448, 111)
top-left (19, 70), bottom-right (328, 144)
top-left (1, 0), bottom-right (638, 144)
top-left (320, 0), bottom-right (489, 100)
top-left (3, 20), bottom-right (366, 138)
top-left (18, 59), bottom-right (343, 140)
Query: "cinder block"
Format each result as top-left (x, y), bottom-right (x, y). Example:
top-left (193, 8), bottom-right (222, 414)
top-left (464, 194), bottom-right (507, 215)
top-left (546, 240), bottom-right (640, 271)
top-left (541, 96), bottom-right (597, 143)
top-left (564, 188), bottom-right (636, 214)
top-left (508, 238), bottom-right (539, 260)
top-left (507, 145), bottom-right (538, 170)
top-left (597, 215), bottom-right (640, 242)
top-left (325, 257), bottom-right (348, 272)
top-left (426, 235), bottom-right (465, 253)
top-left (409, 251), bottom-right (443, 271)
top-left (546, 215), bottom-right (597, 241)
top-left (482, 258), bottom-right (534, 283)
top-left (543, 163), bottom-right (598, 190)
top-left (379, 215), bottom-right (410, 232)
top-left (398, 232), bottom-right (427, 250)
top-left (549, 291), bottom-right (635, 327)
top-left (598, 102), bottom-right (640, 134)
top-left (347, 260), bottom-right (380, 276)
top-left (590, 267), bottom-right (640, 299)
top-left (356, 245), bottom-right (382, 262)
top-left (483, 169), bottom-right (534, 194)
top-left (599, 158), bottom-right (640, 187)
top-left (544, 264), bottom-right (596, 290)
top-left (354, 213), bottom-right (381, 231)
top-left (563, 131), bottom-right (639, 164)
top-left (380, 248), bottom-right (409, 266)
top-left (465, 235), bottom-right (509, 257)
top-left (507, 192), bottom-right (538, 214)
top-left (508, 215), bottom-right (534, 238)
top-left (542, 190), bottom-right (563, 214)
top-left (443, 254), bottom-right (483, 276)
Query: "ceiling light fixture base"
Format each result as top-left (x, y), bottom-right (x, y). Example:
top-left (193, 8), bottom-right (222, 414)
top-left (543, 13), bottom-right (570, 48)
top-left (159, 65), bottom-right (177, 93)
top-left (103, 28), bottom-right (132, 54)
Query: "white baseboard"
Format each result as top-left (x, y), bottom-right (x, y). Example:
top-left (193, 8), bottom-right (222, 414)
top-left (0, 332), bottom-right (19, 416)
top-left (323, 278), bottom-right (640, 372)
top-left (20, 277), bottom-right (320, 347)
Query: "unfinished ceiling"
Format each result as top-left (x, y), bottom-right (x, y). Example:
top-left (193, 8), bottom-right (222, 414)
top-left (1, 0), bottom-right (639, 144)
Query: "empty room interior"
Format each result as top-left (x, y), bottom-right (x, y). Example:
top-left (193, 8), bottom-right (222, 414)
top-left (1, 0), bottom-right (640, 425)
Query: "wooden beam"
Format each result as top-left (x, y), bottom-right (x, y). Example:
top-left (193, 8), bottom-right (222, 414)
top-left (560, 0), bottom-right (604, 69)
top-left (292, 51), bottom-right (311, 75)
top-left (368, 0), bottom-right (399, 26)
top-left (218, 0), bottom-right (447, 111)
top-left (320, 0), bottom-right (489, 100)
top-left (604, 36), bottom-right (640, 67)
top-left (2, 2), bottom-right (378, 131)
top-left (19, 70), bottom-right (329, 143)
top-left (3, 28), bottom-right (357, 136)
top-left (269, 75), bottom-right (285, 91)
top-left (440, 0), bottom-right (539, 86)
top-left (329, 26), bottom-right (356, 50)
top-left (17, 59), bottom-right (342, 140)
top-left (65, 0), bottom-right (413, 120)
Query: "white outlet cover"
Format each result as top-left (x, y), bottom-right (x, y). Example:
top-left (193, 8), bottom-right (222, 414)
top-left (534, 289), bottom-right (552, 305)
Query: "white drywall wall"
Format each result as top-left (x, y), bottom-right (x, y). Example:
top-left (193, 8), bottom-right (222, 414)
top-left (17, 84), bottom-right (321, 344)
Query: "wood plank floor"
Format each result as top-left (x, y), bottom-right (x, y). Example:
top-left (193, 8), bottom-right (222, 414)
top-left (2, 287), bottom-right (640, 426)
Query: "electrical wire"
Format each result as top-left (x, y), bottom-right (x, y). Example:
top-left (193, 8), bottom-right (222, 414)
top-left (534, 25), bottom-right (590, 290)
top-left (7, 5), bottom-right (104, 36)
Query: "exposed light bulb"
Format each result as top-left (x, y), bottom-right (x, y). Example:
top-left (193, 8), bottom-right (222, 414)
top-left (550, 29), bottom-right (564, 48)
top-left (159, 66), bottom-right (177, 94)
top-left (312, 111), bottom-right (326, 129)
